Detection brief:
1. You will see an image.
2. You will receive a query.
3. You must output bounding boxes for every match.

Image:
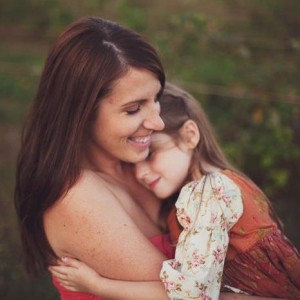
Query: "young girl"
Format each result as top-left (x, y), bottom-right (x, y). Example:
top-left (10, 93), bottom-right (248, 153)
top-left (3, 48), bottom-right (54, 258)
top-left (50, 83), bottom-right (300, 299)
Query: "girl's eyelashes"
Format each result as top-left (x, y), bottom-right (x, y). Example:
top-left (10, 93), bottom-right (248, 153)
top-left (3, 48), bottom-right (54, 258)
top-left (156, 88), bottom-right (163, 101)
top-left (146, 149), bottom-right (154, 160)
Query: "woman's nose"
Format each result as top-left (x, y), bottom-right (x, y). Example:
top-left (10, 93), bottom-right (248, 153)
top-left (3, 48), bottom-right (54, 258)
top-left (143, 104), bottom-right (165, 131)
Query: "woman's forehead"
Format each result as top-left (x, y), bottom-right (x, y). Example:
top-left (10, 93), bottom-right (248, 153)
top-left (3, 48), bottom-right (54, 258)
top-left (105, 68), bottom-right (161, 105)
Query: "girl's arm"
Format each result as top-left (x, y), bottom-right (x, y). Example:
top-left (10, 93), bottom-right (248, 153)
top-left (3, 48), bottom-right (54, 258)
top-left (49, 257), bottom-right (169, 300)
top-left (220, 294), bottom-right (283, 300)
top-left (49, 257), bottom-right (275, 300)
top-left (160, 173), bottom-right (244, 299)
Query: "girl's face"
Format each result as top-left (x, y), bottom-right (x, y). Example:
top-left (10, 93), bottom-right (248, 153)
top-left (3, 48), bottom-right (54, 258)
top-left (135, 132), bottom-right (193, 199)
top-left (87, 68), bottom-right (164, 166)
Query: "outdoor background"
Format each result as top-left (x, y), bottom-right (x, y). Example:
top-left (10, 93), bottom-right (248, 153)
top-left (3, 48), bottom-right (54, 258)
top-left (1, 0), bottom-right (299, 299)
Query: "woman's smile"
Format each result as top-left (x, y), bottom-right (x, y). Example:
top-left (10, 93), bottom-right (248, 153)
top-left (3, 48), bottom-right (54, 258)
top-left (127, 135), bottom-right (151, 149)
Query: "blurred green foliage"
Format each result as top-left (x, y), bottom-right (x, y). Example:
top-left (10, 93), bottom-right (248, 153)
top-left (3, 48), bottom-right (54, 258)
top-left (0, 0), bottom-right (299, 299)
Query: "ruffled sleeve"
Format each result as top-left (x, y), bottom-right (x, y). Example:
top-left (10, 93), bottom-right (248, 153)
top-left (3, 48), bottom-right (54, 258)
top-left (160, 172), bottom-right (243, 300)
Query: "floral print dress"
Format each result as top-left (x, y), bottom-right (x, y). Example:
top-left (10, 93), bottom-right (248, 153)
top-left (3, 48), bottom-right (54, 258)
top-left (165, 170), bottom-right (300, 299)
top-left (160, 172), bottom-right (243, 300)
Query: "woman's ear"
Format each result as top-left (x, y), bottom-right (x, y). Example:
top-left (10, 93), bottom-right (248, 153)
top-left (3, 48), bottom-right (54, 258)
top-left (179, 120), bottom-right (200, 150)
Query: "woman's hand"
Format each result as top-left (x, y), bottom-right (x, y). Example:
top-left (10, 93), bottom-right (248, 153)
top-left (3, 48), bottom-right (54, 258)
top-left (49, 257), bottom-right (103, 294)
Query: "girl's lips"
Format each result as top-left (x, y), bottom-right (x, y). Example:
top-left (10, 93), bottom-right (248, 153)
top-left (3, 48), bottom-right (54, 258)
top-left (148, 177), bottom-right (160, 189)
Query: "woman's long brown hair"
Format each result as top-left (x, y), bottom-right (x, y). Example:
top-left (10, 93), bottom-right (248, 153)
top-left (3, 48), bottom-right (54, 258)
top-left (14, 17), bottom-right (165, 275)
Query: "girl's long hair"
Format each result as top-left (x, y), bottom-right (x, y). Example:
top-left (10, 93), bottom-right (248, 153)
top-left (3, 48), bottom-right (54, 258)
top-left (160, 82), bottom-right (233, 179)
top-left (159, 82), bottom-right (283, 231)
top-left (14, 17), bottom-right (165, 275)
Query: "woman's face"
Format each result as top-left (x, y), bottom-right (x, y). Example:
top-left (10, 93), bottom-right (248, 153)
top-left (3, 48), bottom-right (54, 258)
top-left (135, 133), bottom-right (192, 199)
top-left (88, 68), bottom-right (164, 165)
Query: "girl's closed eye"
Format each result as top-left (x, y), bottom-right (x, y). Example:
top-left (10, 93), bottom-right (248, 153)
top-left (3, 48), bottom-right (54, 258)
top-left (146, 149), bottom-right (155, 160)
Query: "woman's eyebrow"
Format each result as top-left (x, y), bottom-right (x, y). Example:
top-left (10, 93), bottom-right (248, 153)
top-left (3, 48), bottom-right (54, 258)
top-left (120, 99), bottom-right (146, 107)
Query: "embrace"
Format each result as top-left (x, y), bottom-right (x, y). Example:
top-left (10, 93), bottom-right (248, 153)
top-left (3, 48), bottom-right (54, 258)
top-left (15, 17), bottom-right (300, 300)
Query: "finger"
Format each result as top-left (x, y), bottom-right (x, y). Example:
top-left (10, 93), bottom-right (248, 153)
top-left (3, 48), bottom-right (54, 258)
top-left (58, 278), bottom-right (74, 287)
top-left (49, 260), bottom-right (66, 268)
top-left (50, 257), bottom-right (74, 267)
top-left (49, 265), bottom-right (76, 275)
top-left (58, 279), bottom-right (80, 292)
top-left (60, 256), bottom-right (81, 268)
top-left (49, 268), bottom-right (69, 280)
top-left (59, 283), bottom-right (79, 292)
top-left (56, 259), bottom-right (67, 266)
top-left (49, 266), bottom-right (65, 276)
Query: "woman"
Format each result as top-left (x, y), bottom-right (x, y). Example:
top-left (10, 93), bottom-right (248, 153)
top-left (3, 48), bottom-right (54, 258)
top-left (15, 16), bottom-right (169, 299)
top-left (15, 17), bottom-right (262, 300)
top-left (50, 83), bottom-right (297, 299)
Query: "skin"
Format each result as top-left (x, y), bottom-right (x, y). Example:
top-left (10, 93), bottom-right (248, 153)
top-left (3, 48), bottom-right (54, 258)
top-left (50, 257), bottom-right (169, 300)
top-left (86, 67), bottom-right (164, 167)
top-left (135, 132), bottom-right (193, 199)
top-left (135, 119), bottom-right (218, 199)
top-left (49, 122), bottom-right (276, 299)
top-left (44, 67), bottom-right (168, 281)
top-left (50, 258), bottom-right (281, 300)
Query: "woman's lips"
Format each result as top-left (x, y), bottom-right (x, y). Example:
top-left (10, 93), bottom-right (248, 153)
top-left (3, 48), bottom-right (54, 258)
top-left (128, 135), bottom-right (151, 149)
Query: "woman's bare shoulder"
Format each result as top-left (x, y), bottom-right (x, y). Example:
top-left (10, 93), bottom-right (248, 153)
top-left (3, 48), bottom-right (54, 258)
top-left (70, 169), bottom-right (109, 193)
top-left (43, 169), bottom-right (165, 279)
top-left (46, 169), bottom-right (118, 218)
top-left (43, 169), bottom-right (131, 257)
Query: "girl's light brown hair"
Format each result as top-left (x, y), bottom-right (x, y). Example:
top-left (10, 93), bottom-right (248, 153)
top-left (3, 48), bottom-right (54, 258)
top-left (159, 82), bottom-right (283, 232)
top-left (160, 82), bottom-right (234, 181)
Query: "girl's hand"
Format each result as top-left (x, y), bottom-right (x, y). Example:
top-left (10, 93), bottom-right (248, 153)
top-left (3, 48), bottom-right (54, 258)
top-left (49, 257), bottom-right (103, 293)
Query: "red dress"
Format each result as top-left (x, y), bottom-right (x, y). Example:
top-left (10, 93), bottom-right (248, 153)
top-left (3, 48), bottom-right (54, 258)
top-left (167, 170), bottom-right (300, 298)
top-left (53, 234), bottom-right (175, 300)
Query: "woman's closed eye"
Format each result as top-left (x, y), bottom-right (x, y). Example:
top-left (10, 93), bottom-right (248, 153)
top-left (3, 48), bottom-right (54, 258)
top-left (126, 104), bottom-right (141, 115)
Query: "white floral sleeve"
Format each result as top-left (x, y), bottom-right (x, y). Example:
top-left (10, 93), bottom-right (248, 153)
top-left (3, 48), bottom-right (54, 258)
top-left (160, 172), bottom-right (243, 300)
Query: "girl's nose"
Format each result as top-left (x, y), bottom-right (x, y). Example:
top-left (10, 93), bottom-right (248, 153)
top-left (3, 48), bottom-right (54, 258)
top-left (135, 161), bottom-right (151, 183)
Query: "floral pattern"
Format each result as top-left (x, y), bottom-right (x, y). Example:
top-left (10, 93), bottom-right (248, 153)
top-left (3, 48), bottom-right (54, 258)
top-left (160, 172), bottom-right (243, 300)
top-left (220, 169), bottom-right (300, 299)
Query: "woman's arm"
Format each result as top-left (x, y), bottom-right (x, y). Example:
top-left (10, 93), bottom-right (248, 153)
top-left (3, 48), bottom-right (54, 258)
top-left (49, 257), bottom-right (169, 300)
top-left (44, 171), bottom-right (166, 281)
